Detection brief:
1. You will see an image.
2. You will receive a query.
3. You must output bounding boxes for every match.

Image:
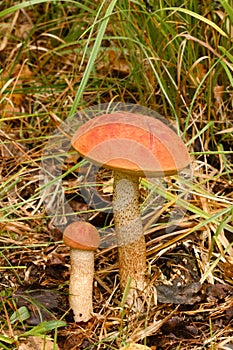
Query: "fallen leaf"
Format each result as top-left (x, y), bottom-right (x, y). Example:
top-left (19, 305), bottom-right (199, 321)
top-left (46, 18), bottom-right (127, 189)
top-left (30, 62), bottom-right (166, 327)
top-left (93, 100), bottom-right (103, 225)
top-left (205, 283), bottom-right (233, 300)
top-left (195, 63), bottom-right (207, 83)
top-left (102, 177), bottom-right (114, 194)
top-left (156, 282), bottom-right (202, 304)
top-left (120, 344), bottom-right (151, 350)
top-left (0, 63), bottom-right (33, 116)
top-left (214, 85), bottom-right (224, 109)
top-left (15, 23), bottom-right (33, 40)
top-left (108, 49), bottom-right (131, 74)
top-left (14, 288), bottom-right (60, 325)
top-left (223, 262), bottom-right (233, 281)
top-left (161, 316), bottom-right (198, 338)
top-left (18, 336), bottom-right (60, 350)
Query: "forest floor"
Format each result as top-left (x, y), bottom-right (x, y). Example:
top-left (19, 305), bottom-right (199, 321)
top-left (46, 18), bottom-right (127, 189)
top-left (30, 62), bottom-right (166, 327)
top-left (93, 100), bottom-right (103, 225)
top-left (0, 1), bottom-right (233, 349)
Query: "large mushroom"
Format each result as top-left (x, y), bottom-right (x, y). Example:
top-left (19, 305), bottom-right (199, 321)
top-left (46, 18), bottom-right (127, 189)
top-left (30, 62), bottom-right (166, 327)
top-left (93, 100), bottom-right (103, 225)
top-left (63, 221), bottom-right (100, 322)
top-left (71, 111), bottom-right (190, 304)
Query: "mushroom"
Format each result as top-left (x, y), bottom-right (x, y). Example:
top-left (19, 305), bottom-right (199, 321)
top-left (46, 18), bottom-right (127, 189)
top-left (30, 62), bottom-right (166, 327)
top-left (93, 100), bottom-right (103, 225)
top-left (63, 221), bottom-right (100, 322)
top-left (71, 111), bottom-right (190, 304)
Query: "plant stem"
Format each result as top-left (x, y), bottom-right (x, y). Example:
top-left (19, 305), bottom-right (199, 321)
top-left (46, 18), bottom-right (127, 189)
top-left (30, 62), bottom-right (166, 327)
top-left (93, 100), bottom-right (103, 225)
top-left (113, 171), bottom-right (147, 298)
top-left (69, 249), bottom-right (94, 322)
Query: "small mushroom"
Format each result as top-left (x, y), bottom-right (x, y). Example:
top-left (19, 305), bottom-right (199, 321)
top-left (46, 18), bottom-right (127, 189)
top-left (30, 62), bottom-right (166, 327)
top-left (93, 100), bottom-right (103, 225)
top-left (72, 112), bottom-right (190, 303)
top-left (63, 221), bottom-right (100, 322)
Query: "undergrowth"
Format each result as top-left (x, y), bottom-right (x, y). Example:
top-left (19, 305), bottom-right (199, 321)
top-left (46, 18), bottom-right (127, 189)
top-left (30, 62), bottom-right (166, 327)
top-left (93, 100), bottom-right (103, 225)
top-left (0, 0), bottom-right (232, 349)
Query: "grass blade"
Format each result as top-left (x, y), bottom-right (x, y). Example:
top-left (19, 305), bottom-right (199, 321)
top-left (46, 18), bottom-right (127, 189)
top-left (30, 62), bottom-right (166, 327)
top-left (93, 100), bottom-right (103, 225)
top-left (68, 0), bottom-right (118, 117)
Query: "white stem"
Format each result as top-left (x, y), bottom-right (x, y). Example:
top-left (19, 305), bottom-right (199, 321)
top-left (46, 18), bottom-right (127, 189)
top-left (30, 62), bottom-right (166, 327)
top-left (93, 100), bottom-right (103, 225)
top-left (69, 248), bottom-right (94, 322)
top-left (113, 171), bottom-right (146, 295)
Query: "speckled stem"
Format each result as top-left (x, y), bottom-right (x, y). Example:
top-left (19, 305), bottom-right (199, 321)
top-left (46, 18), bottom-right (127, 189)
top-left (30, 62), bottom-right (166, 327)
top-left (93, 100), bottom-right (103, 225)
top-left (113, 171), bottom-right (146, 294)
top-left (69, 249), bottom-right (94, 322)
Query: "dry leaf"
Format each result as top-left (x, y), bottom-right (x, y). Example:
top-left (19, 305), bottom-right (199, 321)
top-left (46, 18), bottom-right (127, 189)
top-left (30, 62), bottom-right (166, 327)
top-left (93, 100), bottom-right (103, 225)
top-left (205, 283), bottom-right (233, 300)
top-left (0, 63), bottom-right (33, 116)
top-left (195, 63), bottom-right (207, 82)
top-left (223, 262), bottom-right (233, 280)
top-left (161, 315), bottom-right (198, 338)
top-left (102, 178), bottom-right (114, 194)
top-left (15, 23), bottom-right (33, 40)
top-left (156, 282), bottom-right (202, 304)
top-left (18, 336), bottom-right (59, 350)
top-left (14, 288), bottom-right (59, 325)
top-left (11, 64), bottom-right (33, 79)
top-left (214, 85), bottom-right (224, 109)
top-left (120, 344), bottom-right (151, 350)
top-left (108, 49), bottom-right (131, 74)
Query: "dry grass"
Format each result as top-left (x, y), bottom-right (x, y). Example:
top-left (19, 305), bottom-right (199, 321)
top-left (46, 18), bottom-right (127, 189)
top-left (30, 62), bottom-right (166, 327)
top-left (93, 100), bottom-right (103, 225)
top-left (0, 1), bottom-right (232, 349)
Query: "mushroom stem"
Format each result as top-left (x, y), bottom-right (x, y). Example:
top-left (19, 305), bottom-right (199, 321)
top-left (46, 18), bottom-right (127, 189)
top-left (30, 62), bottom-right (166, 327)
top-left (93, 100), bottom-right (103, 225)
top-left (69, 248), bottom-right (94, 322)
top-left (113, 170), bottom-right (146, 296)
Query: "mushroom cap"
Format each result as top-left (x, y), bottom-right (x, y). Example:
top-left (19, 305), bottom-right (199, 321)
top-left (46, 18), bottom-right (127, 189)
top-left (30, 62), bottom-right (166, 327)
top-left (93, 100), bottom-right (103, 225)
top-left (63, 222), bottom-right (100, 250)
top-left (72, 112), bottom-right (190, 177)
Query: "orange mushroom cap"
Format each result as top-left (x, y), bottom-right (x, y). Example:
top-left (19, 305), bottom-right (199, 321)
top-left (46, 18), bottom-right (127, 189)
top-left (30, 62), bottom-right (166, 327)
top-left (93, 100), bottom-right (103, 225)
top-left (72, 112), bottom-right (190, 177)
top-left (63, 222), bottom-right (100, 250)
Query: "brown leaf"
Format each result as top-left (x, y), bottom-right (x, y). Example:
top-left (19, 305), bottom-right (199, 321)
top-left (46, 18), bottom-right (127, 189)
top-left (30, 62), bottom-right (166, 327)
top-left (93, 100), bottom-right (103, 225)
top-left (120, 345), bottom-right (151, 350)
top-left (161, 316), bottom-right (198, 338)
top-left (214, 85), bottom-right (224, 109)
top-left (195, 63), bottom-right (207, 83)
top-left (205, 283), bottom-right (233, 300)
top-left (156, 282), bottom-right (202, 304)
top-left (14, 288), bottom-right (60, 325)
top-left (0, 63), bottom-right (33, 116)
top-left (223, 262), bottom-right (233, 280)
top-left (15, 23), bottom-right (33, 40)
top-left (18, 336), bottom-right (59, 350)
top-left (108, 49), bottom-right (131, 74)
